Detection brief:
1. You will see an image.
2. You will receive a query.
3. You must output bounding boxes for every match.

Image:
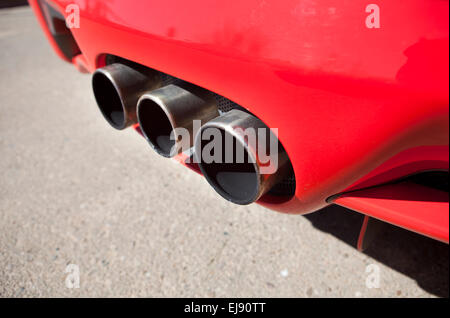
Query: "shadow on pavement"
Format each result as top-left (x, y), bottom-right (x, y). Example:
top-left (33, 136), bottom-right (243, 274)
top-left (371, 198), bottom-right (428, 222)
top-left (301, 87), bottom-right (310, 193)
top-left (0, 0), bottom-right (28, 9)
top-left (305, 205), bottom-right (449, 297)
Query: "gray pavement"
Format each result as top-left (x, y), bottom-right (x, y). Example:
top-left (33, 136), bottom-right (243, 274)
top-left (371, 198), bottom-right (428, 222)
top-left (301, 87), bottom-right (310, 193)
top-left (0, 6), bottom-right (448, 298)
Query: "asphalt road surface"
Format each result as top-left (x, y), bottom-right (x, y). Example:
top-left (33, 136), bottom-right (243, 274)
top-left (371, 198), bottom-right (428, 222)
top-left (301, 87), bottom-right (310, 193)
top-left (0, 6), bottom-right (448, 298)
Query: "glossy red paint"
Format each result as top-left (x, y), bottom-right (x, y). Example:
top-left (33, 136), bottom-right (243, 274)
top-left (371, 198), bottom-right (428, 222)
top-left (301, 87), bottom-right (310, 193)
top-left (29, 0), bottom-right (449, 239)
top-left (335, 182), bottom-right (449, 243)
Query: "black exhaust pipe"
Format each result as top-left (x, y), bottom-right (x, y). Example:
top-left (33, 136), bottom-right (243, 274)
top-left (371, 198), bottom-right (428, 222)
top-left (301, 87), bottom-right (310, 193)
top-left (137, 83), bottom-right (219, 157)
top-left (194, 109), bottom-right (291, 205)
top-left (92, 63), bottom-right (161, 130)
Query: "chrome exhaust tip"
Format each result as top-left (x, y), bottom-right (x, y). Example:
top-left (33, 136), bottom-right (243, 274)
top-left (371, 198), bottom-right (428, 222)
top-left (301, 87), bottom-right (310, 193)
top-left (137, 83), bottom-right (219, 157)
top-left (92, 63), bottom-right (161, 130)
top-left (194, 109), bottom-right (291, 205)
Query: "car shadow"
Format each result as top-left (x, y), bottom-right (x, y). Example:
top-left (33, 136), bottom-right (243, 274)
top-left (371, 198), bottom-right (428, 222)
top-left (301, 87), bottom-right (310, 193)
top-left (304, 205), bottom-right (449, 297)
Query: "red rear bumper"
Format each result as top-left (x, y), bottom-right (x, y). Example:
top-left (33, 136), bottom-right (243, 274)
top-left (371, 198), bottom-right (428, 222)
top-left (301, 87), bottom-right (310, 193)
top-left (29, 0), bottom-right (449, 242)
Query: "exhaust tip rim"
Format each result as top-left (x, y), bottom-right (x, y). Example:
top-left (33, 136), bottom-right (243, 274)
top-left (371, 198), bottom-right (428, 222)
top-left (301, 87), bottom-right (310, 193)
top-left (194, 122), bottom-right (263, 205)
top-left (137, 94), bottom-right (179, 158)
top-left (92, 69), bottom-right (129, 130)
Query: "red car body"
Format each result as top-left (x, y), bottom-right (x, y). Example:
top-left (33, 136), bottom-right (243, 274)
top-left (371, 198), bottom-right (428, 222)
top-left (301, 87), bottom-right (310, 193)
top-left (29, 0), bottom-right (449, 243)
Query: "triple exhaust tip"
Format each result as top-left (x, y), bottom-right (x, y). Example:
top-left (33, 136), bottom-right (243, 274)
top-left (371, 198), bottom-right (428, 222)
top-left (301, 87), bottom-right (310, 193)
top-left (92, 63), bottom-right (292, 205)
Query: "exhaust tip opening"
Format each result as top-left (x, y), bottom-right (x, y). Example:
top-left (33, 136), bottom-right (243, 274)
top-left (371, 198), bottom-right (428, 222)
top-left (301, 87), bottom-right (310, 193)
top-left (92, 71), bottom-right (126, 129)
top-left (137, 98), bottom-right (176, 157)
top-left (196, 128), bottom-right (260, 205)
